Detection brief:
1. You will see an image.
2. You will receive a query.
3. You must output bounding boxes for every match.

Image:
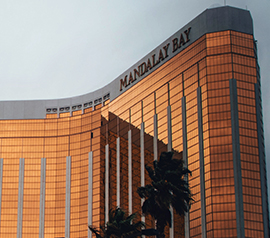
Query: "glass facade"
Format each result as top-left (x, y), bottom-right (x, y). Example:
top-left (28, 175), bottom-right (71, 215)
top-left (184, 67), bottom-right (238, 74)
top-left (0, 6), bottom-right (268, 238)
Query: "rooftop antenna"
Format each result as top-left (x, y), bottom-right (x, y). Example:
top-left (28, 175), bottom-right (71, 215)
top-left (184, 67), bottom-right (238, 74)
top-left (224, 0), bottom-right (226, 6)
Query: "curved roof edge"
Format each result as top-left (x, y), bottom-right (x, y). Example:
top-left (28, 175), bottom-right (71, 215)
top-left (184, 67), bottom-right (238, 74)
top-left (0, 6), bottom-right (253, 119)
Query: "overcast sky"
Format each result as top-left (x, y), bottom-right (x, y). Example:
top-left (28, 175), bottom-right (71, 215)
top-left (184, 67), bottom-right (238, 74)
top-left (1, 0), bottom-right (270, 208)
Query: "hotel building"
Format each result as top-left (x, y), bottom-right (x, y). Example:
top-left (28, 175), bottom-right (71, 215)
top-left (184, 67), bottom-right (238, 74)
top-left (0, 5), bottom-right (268, 238)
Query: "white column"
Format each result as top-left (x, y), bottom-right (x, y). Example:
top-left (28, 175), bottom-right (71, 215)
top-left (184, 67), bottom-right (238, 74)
top-left (182, 96), bottom-right (190, 238)
top-left (197, 87), bottom-right (207, 238)
top-left (167, 106), bottom-right (174, 238)
top-left (65, 156), bottom-right (71, 238)
top-left (17, 158), bottom-right (25, 238)
top-left (105, 144), bottom-right (109, 223)
top-left (39, 158), bottom-right (46, 238)
top-left (153, 114), bottom-right (158, 161)
top-left (128, 130), bottom-right (132, 215)
top-left (167, 105), bottom-right (172, 152)
top-left (116, 138), bottom-right (120, 208)
top-left (140, 123), bottom-right (145, 223)
top-left (88, 152), bottom-right (93, 238)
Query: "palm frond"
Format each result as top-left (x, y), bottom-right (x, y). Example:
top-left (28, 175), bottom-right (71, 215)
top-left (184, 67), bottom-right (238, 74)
top-left (138, 151), bottom-right (193, 237)
top-left (88, 226), bottom-right (103, 238)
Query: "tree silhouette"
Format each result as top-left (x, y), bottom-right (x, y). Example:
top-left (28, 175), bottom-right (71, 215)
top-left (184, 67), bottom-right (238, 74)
top-left (137, 151), bottom-right (192, 238)
top-left (88, 207), bottom-right (158, 238)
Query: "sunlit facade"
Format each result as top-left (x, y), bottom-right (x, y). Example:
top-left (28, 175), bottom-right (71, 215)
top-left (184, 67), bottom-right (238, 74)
top-left (0, 6), bottom-right (268, 238)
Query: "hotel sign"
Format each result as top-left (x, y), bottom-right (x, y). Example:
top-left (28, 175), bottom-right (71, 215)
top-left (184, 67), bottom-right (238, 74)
top-left (119, 27), bottom-right (191, 91)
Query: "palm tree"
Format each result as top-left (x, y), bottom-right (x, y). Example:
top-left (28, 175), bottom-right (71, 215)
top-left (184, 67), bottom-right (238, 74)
top-left (137, 151), bottom-right (192, 238)
top-left (88, 207), bottom-right (158, 238)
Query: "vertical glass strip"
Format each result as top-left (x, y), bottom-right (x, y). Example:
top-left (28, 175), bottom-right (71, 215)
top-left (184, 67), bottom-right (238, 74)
top-left (182, 97), bottom-right (187, 168)
top-left (140, 122), bottom-right (145, 223)
top-left (141, 101), bottom-right (144, 123)
top-left (167, 105), bottom-right (173, 238)
top-left (167, 82), bottom-right (170, 106)
top-left (170, 207), bottom-right (174, 238)
top-left (153, 114), bottom-right (158, 161)
top-left (197, 87), bottom-right (206, 238)
top-left (167, 105), bottom-right (172, 152)
top-left (105, 144), bottom-right (109, 223)
top-left (116, 137), bottom-right (120, 207)
top-left (17, 158), bottom-right (25, 238)
top-left (229, 78), bottom-right (245, 238)
top-left (39, 158), bottom-right (46, 238)
top-left (128, 130), bottom-right (132, 215)
top-left (65, 156), bottom-right (71, 238)
top-left (182, 97), bottom-right (189, 238)
top-left (255, 83), bottom-right (270, 238)
top-left (88, 152), bottom-right (93, 238)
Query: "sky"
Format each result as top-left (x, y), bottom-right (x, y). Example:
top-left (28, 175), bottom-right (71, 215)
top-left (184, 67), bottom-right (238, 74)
top-left (0, 0), bottom-right (270, 209)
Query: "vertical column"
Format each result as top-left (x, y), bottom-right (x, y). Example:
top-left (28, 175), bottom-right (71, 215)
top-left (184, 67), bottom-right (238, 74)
top-left (65, 156), bottom-right (71, 238)
top-left (39, 158), bottom-right (46, 238)
top-left (116, 138), bottom-right (120, 208)
top-left (167, 105), bottom-right (172, 152)
top-left (105, 144), bottom-right (109, 223)
top-left (0, 158), bottom-right (3, 230)
top-left (182, 97), bottom-right (189, 238)
top-left (17, 158), bottom-right (25, 238)
top-left (197, 87), bottom-right (207, 238)
top-left (229, 78), bottom-right (245, 238)
top-left (140, 122), bottom-right (145, 223)
top-left (153, 114), bottom-right (158, 161)
top-left (255, 83), bottom-right (270, 238)
top-left (167, 104), bottom-right (174, 238)
top-left (167, 83), bottom-right (172, 153)
top-left (88, 152), bottom-right (93, 238)
top-left (128, 130), bottom-right (132, 215)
